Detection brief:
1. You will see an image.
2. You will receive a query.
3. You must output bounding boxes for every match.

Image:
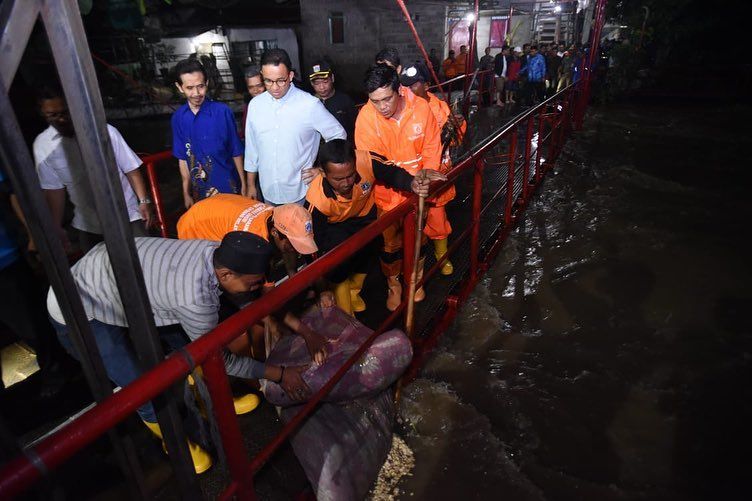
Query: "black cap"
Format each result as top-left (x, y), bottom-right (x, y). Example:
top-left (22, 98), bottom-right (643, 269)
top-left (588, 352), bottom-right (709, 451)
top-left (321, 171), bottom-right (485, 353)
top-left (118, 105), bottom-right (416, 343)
top-left (214, 231), bottom-right (272, 275)
top-left (309, 61), bottom-right (333, 80)
top-left (400, 61), bottom-right (430, 86)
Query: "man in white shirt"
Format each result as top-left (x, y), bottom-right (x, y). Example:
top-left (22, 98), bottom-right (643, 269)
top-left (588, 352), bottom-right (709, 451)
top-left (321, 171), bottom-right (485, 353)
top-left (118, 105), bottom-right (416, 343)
top-left (244, 48), bottom-right (346, 206)
top-left (33, 87), bottom-right (153, 252)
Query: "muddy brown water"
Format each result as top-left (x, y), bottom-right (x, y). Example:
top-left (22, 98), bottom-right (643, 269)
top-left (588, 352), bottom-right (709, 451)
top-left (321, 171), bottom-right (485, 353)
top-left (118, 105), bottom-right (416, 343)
top-left (397, 102), bottom-right (751, 500)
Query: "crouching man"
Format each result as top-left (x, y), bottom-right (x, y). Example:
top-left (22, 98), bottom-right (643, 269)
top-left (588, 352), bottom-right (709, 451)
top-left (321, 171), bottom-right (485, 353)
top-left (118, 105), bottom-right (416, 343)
top-left (305, 139), bottom-right (445, 315)
top-left (46, 233), bottom-right (309, 474)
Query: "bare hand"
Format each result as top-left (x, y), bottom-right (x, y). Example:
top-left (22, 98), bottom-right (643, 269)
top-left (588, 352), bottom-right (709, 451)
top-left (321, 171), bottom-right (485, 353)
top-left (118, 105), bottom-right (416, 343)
top-left (411, 169), bottom-right (447, 197)
top-left (318, 290), bottom-right (335, 309)
top-left (183, 193), bottom-right (194, 210)
top-left (280, 364), bottom-right (311, 401)
top-left (138, 203), bottom-right (154, 229)
top-left (245, 185), bottom-right (258, 200)
top-left (303, 330), bottom-right (329, 366)
top-left (301, 167), bottom-right (322, 185)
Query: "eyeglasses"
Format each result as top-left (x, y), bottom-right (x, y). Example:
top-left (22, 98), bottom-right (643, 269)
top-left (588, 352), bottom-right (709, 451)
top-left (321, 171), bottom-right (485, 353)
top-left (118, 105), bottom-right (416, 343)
top-left (263, 76), bottom-right (290, 87)
top-left (41, 110), bottom-right (70, 120)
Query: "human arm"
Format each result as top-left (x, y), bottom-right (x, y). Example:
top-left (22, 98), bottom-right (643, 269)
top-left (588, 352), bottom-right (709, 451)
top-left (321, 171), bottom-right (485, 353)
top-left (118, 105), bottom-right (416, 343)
top-left (311, 100), bottom-right (346, 142)
top-left (243, 103), bottom-right (260, 199)
top-left (263, 364), bottom-right (310, 401)
top-left (245, 171), bottom-right (258, 199)
top-left (372, 159), bottom-right (446, 196)
top-left (283, 311), bottom-right (328, 365)
top-left (419, 106), bottom-right (442, 171)
top-left (233, 155), bottom-right (246, 196)
top-left (177, 159), bottom-right (193, 209)
top-left (124, 168), bottom-right (154, 228)
top-left (43, 188), bottom-right (71, 251)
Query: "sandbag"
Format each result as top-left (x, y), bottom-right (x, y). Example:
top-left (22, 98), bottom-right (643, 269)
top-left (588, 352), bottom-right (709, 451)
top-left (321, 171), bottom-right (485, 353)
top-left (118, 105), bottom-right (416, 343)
top-left (281, 391), bottom-right (395, 501)
top-left (263, 307), bottom-right (412, 406)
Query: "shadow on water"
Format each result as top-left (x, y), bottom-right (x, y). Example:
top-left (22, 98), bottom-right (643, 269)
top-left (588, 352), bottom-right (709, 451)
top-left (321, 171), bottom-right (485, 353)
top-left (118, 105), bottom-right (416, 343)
top-left (398, 102), bottom-right (752, 500)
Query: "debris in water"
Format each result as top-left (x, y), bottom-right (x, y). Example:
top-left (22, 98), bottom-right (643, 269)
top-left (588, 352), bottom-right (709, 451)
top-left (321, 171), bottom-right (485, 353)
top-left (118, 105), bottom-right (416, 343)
top-left (368, 435), bottom-right (415, 500)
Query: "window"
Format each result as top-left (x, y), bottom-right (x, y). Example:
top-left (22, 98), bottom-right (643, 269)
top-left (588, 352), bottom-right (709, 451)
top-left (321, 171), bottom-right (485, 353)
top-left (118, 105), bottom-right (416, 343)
top-left (329, 12), bottom-right (344, 44)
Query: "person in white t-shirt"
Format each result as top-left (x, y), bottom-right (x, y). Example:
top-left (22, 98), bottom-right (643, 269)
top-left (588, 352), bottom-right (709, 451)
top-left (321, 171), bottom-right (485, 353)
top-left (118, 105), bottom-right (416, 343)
top-left (33, 87), bottom-right (154, 252)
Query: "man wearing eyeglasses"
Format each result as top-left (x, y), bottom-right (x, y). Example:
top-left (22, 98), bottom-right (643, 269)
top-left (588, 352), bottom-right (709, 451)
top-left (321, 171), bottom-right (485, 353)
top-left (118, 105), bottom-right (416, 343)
top-left (244, 48), bottom-right (346, 206)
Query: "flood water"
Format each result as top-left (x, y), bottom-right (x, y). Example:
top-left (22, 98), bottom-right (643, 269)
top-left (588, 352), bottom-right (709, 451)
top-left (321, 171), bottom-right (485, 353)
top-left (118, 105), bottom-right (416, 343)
top-left (398, 102), bottom-right (751, 500)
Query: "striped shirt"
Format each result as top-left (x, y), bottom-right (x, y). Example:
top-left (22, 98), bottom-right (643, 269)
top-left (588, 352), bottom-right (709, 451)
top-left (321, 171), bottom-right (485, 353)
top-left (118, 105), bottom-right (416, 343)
top-left (47, 237), bottom-right (265, 379)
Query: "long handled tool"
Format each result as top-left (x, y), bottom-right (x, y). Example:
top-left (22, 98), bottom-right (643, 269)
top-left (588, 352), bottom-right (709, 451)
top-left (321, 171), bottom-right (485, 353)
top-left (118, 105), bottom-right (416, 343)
top-left (395, 193), bottom-right (427, 406)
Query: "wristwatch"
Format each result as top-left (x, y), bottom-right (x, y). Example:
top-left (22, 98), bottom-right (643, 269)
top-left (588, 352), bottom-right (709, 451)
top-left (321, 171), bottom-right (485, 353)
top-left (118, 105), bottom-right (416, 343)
top-left (138, 198), bottom-right (152, 205)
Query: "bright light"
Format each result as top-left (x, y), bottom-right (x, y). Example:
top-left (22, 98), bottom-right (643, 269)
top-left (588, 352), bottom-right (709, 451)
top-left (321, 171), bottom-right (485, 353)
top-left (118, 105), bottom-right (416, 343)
top-left (554, 5), bottom-right (562, 13)
top-left (464, 12), bottom-right (475, 22)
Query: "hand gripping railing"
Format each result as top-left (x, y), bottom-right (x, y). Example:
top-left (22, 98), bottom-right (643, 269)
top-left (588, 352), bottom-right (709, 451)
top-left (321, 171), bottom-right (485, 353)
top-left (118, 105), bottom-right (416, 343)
top-left (0, 79), bottom-right (586, 499)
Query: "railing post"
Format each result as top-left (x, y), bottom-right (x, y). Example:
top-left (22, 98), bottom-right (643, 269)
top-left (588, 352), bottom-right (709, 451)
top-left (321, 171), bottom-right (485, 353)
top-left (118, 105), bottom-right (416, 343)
top-left (401, 200), bottom-right (418, 337)
top-left (504, 127), bottom-right (518, 226)
top-left (144, 161), bottom-right (168, 238)
top-left (534, 104), bottom-right (545, 183)
top-left (202, 351), bottom-right (256, 501)
top-left (470, 157), bottom-right (484, 279)
top-left (521, 116), bottom-right (534, 199)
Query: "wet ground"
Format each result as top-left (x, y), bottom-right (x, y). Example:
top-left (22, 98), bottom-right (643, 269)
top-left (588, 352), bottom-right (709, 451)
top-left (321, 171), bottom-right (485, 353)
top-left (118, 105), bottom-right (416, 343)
top-left (397, 101), bottom-right (751, 500)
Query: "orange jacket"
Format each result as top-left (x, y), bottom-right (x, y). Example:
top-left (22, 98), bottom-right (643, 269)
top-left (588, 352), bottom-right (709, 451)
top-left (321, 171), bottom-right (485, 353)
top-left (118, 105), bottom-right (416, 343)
top-left (354, 89), bottom-right (441, 211)
top-left (442, 58), bottom-right (457, 78)
top-left (177, 194), bottom-right (273, 241)
top-left (306, 150), bottom-right (377, 223)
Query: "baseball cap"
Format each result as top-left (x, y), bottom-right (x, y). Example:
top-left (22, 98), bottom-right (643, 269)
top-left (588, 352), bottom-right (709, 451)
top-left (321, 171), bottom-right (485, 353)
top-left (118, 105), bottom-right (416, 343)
top-left (215, 231), bottom-right (273, 275)
top-left (309, 61), bottom-right (332, 81)
top-left (272, 204), bottom-right (318, 255)
top-left (400, 61), bottom-right (430, 86)
top-left (514, 46), bottom-right (523, 53)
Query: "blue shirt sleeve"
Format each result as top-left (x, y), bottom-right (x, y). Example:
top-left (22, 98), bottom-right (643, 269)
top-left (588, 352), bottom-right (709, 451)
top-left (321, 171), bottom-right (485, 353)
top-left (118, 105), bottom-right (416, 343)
top-left (171, 110), bottom-right (188, 161)
top-left (225, 107), bottom-right (244, 158)
top-left (310, 100), bottom-right (347, 141)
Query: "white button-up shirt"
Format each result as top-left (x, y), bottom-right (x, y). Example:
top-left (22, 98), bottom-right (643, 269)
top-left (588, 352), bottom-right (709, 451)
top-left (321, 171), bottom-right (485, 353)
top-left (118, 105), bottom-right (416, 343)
top-left (244, 83), bottom-right (346, 204)
top-left (33, 124), bottom-right (142, 234)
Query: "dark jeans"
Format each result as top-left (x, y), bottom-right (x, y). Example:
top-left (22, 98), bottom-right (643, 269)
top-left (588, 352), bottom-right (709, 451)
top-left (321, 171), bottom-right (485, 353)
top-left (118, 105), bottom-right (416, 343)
top-left (78, 220), bottom-right (148, 253)
top-left (52, 318), bottom-right (188, 422)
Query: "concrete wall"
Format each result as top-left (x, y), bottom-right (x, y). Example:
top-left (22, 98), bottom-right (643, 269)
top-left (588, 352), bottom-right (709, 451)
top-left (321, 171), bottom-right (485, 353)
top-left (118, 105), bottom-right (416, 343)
top-left (297, 0), bottom-right (446, 97)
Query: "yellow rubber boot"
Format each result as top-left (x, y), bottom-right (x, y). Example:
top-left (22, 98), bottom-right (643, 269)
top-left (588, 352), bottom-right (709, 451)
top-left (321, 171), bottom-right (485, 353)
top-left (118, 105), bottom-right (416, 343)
top-left (433, 238), bottom-right (454, 275)
top-left (386, 275), bottom-right (402, 311)
top-left (415, 257), bottom-right (426, 302)
top-left (187, 373), bottom-right (260, 416)
top-left (143, 420), bottom-right (213, 474)
top-left (333, 280), bottom-right (354, 315)
top-left (348, 273), bottom-right (367, 312)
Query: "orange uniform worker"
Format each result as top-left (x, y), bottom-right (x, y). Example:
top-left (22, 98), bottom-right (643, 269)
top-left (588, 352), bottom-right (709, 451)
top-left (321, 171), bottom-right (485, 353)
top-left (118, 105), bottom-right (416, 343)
top-left (306, 139), bottom-right (445, 315)
top-left (355, 63), bottom-right (443, 311)
top-left (177, 194), bottom-right (317, 273)
top-left (442, 50), bottom-right (457, 79)
top-left (177, 194), bottom-right (329, 365)
top-left (400, 62), bottom-right (467, 276)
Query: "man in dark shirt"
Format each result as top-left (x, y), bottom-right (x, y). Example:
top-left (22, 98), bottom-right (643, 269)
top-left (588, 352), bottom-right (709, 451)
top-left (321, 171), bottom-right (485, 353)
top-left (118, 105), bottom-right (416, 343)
top-left (305, 139), bottom-right (445, 315)
top-left (308, 61), bottom-right (357, 139)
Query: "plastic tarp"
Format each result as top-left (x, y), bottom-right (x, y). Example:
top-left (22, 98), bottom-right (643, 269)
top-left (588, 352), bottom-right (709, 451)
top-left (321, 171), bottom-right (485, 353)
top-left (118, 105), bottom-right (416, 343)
top-left (263, 307), bottom-right (412, 500)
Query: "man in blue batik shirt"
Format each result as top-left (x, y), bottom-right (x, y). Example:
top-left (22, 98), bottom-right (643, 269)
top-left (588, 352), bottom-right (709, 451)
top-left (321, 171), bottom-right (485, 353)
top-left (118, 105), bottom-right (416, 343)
top-left (172, 58), bottom-right (245, 209)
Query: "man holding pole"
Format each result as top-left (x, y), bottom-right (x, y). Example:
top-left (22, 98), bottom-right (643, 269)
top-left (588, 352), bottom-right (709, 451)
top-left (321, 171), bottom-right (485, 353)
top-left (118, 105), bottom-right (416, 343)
top-left (354, 64), bottom-right (442, 311)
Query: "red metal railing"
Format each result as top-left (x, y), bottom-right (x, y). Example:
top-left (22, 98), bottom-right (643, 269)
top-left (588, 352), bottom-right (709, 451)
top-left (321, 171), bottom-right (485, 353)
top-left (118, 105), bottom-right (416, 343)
top-left (0, 0), bottom-right (606, 494)
top-left (0, 78), bottom-right (587, 499)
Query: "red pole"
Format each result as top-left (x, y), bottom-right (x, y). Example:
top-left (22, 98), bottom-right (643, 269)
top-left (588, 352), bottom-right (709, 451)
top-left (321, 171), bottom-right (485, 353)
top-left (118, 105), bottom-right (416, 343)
top-left (504, 128), bottom-right (517, 226)
top-left (401, 202), bottom-right (417, 336)
top-left (202, 351), bottom-right (255, 501)
top-left (470, 158), bottom-right (484, 280)
top-left (394, 0), bottom-right (463, 132)
top-left (534, 105), bottom-right (545, 184)
top-left (144, 161), bottom-right (168, 238)
top-left (522, 116), bottom-right (534, 199)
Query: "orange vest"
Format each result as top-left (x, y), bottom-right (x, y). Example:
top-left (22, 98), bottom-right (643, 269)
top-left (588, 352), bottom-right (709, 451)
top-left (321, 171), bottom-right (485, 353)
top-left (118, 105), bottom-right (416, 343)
top-left (306, 150), bottom-right (378, 223)
top-left (442, 58), bottom-right (456, 78)
top-left (176, 194), bottom-right (273, 242)
top-left (354, 90), bottom-right (441, 211)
